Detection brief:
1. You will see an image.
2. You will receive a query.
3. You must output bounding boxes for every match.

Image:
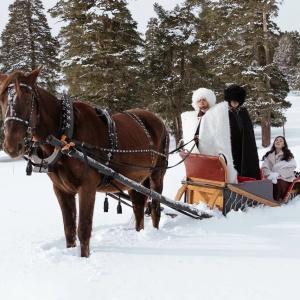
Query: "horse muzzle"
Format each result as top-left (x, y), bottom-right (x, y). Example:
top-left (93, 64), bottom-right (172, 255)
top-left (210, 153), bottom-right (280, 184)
top-left (3, 140), bottom-right (24, 158)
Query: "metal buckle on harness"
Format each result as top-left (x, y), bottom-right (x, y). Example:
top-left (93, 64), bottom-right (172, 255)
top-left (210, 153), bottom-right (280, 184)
top-left (60, 135), bottom-right (75, 154)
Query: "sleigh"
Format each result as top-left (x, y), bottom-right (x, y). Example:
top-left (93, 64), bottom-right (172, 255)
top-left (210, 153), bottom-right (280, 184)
top-left (48, 136), bottom-right (300, 218)
top-left (45, 136), bottom-right (300, 219)
top-left (175, 151), bottom-right (300, 215)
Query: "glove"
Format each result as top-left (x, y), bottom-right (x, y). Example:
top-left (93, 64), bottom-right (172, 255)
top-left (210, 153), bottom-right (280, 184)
top-left (268, 172), bottom-right (279, 184)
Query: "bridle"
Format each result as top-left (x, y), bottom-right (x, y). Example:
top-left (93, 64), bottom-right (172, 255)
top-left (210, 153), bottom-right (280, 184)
top-left (4, 82), bottom-right (37, 135)
top-left (2, 82), bottom-right (74, 174)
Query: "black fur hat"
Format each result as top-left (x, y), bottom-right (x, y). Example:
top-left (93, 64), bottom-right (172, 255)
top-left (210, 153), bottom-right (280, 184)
top-left (224, 84), bottom-right (246, 105)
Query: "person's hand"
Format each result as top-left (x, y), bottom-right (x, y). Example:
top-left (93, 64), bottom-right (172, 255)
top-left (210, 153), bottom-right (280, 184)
top-left (268, 172), bottom-right (279, 184)
top-left (176, 139), bottom-right (184, 149)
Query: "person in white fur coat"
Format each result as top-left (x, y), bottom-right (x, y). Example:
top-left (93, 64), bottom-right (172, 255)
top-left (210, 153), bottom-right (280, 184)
top-left (191, 88), bottom-right (216, 147)
top-left (181, 88), bottom-right (216, 148)
top-left (181, 87), bottom-right (238, 183)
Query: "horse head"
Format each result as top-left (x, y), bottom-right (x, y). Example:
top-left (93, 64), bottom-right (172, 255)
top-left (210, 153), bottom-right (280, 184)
top-left (0, 67), bottom-right (41, 158)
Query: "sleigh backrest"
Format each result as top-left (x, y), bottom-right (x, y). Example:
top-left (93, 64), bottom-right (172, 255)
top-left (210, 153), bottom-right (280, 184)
top-left (180, 151), bottom-right (227, 185)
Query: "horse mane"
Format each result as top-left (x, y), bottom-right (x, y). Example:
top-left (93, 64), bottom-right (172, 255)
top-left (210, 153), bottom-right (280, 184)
top-left (0, 70), bottom-right (28, 96)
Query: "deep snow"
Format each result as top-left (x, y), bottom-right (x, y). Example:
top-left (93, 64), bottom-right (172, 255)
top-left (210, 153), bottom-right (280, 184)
top-left (1, 95), bottom-right (300, 300)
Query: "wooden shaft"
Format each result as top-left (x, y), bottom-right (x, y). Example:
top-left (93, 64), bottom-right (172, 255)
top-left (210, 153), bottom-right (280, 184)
top-left (47, 135), bottom-right (213, 219)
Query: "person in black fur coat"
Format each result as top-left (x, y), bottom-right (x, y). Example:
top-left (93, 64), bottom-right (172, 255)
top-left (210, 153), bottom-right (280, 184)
top-left (224, 84), bottom-right (261, 179)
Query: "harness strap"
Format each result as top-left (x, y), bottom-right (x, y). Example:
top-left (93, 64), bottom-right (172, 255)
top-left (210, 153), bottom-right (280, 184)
top-left (4, 83), bottom-right (35, 128)
top-left (94, 107), bottom-right (119, 186)
top-left (95, 108), bottom-right (118, 151)
top-left (4, 117), bottom-right (29, 126)
top-left (122, 111), bottom-right (155, 166)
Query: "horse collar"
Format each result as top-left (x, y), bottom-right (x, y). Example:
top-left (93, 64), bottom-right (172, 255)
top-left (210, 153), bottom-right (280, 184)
top-left (60, 93), bottom-right (74, 140)
top-left (27, 94), bottom-right (74, 174)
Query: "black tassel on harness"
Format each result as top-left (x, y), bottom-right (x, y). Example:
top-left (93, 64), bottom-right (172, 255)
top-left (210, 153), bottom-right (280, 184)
top-left (26, 160), bottom-right (33, 176)
top-left (104, 195), bottom-right (109, 212)
top-left (117, 198), bottom-right (122, 214)
top-left (145, 201), bottom-right (151, 216)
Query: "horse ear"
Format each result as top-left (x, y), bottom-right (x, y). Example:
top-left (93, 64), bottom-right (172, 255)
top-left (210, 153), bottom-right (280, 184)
top-left (27, 66), bottom-right (43, 86)
top-left (0, 74), bottom-right (8, 91)
top-left (15, 78), bottom-right (22, 96)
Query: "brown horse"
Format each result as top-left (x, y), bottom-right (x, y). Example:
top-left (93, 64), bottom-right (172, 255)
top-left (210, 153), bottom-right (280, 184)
top-left (0, 68), bottom-right (169, 257)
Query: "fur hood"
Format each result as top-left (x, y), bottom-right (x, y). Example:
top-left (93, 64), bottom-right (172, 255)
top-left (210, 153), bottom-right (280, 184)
top-left (224, 84), bottom-right (246, 106)
top-left (192, 88), bottom-right (216, 112)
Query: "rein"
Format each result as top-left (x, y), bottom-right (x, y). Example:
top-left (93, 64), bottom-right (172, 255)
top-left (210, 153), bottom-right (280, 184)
top-left (58, 137), bottom-right (196, 171)
top-left (72, 140), bottom-right (168, 158)
top-left (71, 136), bottom-right (196, 160)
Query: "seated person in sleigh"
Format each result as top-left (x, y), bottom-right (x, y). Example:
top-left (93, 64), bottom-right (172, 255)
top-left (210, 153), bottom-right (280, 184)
top-left (262, 136), bottom-right (297, 202)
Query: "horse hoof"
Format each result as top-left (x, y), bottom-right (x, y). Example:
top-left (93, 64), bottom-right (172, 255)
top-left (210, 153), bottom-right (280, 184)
top-left (135, 225), bottom-right (144, 232)
top-left (153, 224), bottom-right (159, 230)
top-left (80, 244), bottom-right (90, 258)
top-left (67, 242), bottom-right (76, 248)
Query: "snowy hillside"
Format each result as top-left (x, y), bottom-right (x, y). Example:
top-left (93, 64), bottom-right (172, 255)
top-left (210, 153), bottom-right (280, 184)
top-left (1, 95), bottom-right (300, 300)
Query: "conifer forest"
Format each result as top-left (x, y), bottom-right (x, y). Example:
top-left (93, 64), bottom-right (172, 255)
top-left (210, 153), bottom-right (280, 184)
top-left (1, 0), bottom-right (300, 147)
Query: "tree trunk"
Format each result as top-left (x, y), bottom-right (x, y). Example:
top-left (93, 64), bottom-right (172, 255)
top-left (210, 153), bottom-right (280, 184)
top-left (261, 111), bottom-right (271, 147)
top-left (260, 6), bottom-right (272, 147)
top-left (26, 0), bottom-right (36, 69)
top-left (173, 112), bottom-right (183, 145)
top-left (262, 7), bottom-right (272, 65)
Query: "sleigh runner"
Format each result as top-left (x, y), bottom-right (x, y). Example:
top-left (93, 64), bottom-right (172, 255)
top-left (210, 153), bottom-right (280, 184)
top-left (176, 151), bottom-right (300, 215)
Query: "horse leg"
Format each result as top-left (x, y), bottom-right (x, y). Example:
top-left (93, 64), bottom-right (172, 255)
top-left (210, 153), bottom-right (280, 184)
top-left (53, 185), bottom-right (77, 248)
top-left (149, 130), bottom-right (168, 229)
top-left (78, 184), bottom-right (96, 258)
top-left (150, 170), bottom-right (164, 229)
top-left (128, 182), bottom-right (148, 231)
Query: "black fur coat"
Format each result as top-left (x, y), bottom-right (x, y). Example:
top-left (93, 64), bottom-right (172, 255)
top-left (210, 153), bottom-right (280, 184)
top-left (228, 107), bottom-right (261, 179)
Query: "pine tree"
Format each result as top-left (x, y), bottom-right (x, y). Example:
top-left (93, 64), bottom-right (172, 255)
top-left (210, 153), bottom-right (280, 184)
top-left (0, 0), bottom-right (60, 93)
top-left (244, 0), bottom-right (290, 146)
top-left (192, 0), bottom-right (290, 147)
top-left (50, 0), bottom-right (143, 112)
top-left (274, 31), bottom-right (300, 91)
top-left (143, 2), bottom-right (216, 142)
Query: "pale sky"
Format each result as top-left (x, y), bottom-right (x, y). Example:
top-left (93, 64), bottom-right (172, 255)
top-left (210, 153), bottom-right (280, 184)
top-left (0, 0), bottom-right (299, 36)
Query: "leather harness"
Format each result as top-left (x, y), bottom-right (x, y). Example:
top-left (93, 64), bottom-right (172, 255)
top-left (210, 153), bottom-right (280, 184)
top-left (4, 83), bottom-right (166, 177)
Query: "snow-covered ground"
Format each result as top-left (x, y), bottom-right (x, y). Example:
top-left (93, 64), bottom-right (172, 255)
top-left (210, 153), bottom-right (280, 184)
top-left (1, 95), bottom-right (300, 300)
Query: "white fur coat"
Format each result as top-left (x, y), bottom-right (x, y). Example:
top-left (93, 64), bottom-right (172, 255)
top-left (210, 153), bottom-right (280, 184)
top-left (262, 152), bottom-right (296, 182)
top-left (181, 101), bottom-right (238, 183)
